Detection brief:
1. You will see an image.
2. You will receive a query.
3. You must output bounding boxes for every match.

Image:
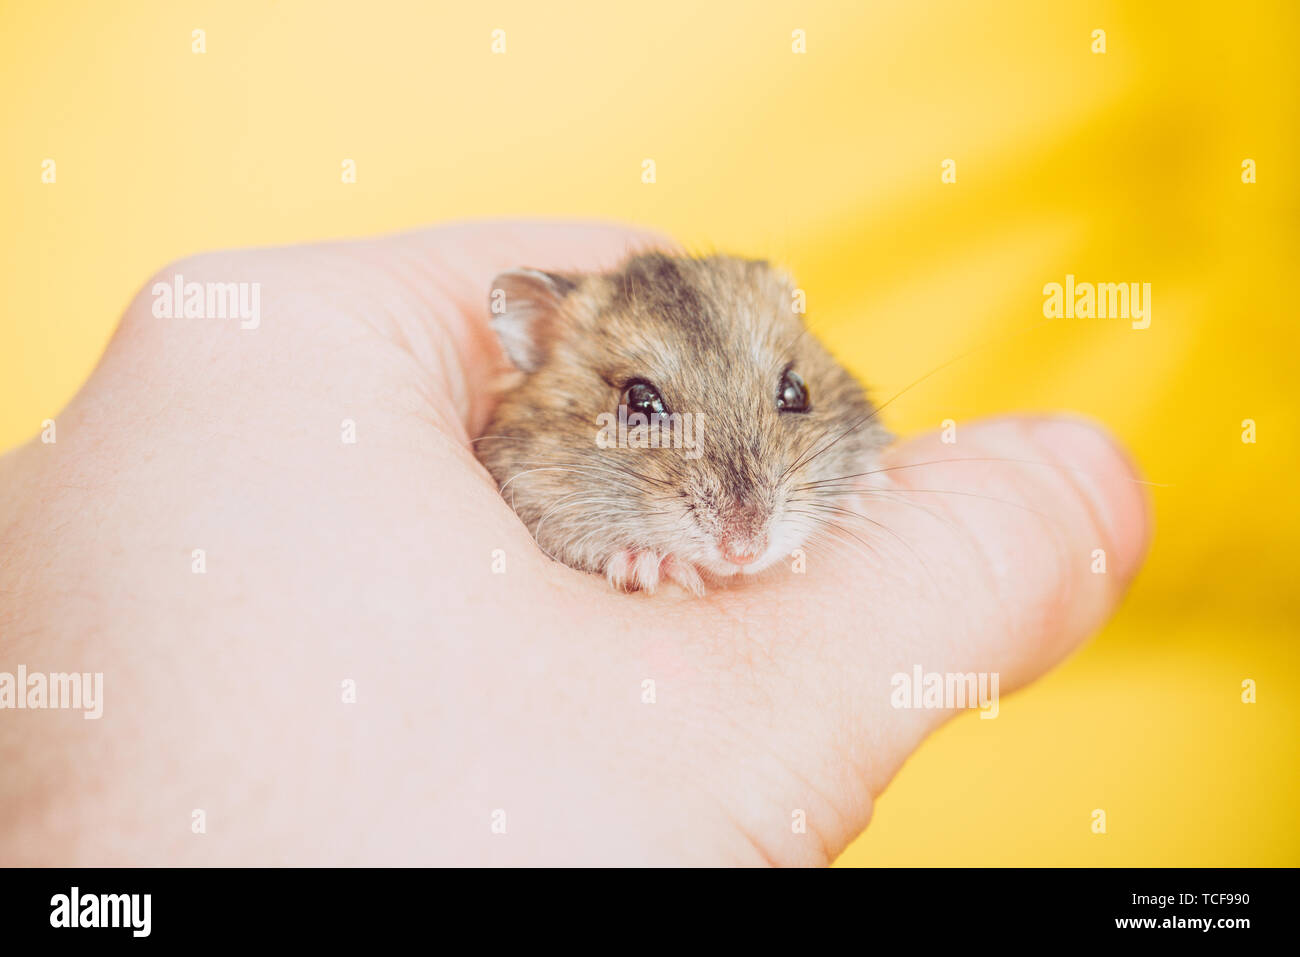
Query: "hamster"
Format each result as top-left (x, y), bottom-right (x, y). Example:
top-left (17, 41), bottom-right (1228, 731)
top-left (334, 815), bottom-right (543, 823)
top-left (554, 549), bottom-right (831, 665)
top-left (476, 252), bottom-right (891, 595)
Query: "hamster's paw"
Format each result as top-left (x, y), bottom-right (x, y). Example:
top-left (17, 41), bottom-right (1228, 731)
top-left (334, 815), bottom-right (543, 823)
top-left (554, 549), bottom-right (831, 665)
top-left (604, 550), bottom-right (705, 596)
top-left (605, 549), bottom-right (662, 593)
top-left (661, 556), bottom-right (706, 597)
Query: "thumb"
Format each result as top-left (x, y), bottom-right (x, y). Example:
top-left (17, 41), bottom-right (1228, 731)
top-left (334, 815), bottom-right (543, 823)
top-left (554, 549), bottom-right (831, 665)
top-left (879, 415), bottom-right (1151, 691)
top-left (677, 414), bottom-right (1152, 864)
top-left (809, 415), bottom-right (1152, 809)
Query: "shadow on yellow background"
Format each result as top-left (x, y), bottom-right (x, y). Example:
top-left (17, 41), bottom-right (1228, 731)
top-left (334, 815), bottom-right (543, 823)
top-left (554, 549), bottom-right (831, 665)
top-left (2, 0), bottom-right (1296, 864)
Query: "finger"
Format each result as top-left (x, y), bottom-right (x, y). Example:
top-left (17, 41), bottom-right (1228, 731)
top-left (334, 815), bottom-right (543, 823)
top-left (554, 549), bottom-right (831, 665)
top-left (878, 414), bottom-right (1150, 689)
top-left (366, 221), bottom-right (670, 435)
top-left (686, 415), bottom-right (1150, 862)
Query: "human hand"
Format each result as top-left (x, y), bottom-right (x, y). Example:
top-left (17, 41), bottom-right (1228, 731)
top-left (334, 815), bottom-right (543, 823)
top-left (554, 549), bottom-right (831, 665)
top-left (0, 222), bottom-right (1148, 865)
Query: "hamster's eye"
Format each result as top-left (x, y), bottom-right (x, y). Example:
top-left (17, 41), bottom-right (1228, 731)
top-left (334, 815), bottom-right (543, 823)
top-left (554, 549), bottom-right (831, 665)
top-left (623, 380), bottom-right (668, 418)
top-left (777, 369), bottom-right (810, 413)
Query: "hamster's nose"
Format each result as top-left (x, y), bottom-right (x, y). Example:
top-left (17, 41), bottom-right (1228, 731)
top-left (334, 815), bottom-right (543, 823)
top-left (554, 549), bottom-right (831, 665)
top-left (719, 532), bottom-right (769, 566)
top-left (717, 500), bottom-right (769, 566)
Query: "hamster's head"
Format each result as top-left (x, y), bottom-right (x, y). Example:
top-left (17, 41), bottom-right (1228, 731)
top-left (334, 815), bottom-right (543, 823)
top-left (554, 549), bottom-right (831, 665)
top-left (478, 252), bottom-right (891, 589)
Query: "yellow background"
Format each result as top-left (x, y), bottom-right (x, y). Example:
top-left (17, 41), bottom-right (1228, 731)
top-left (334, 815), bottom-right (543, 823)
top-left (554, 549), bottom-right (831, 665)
top-left (2, 1), bottom-right (1296, 864)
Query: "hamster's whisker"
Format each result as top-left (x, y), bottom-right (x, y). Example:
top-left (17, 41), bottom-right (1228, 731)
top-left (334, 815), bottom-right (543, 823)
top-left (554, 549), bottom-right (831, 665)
top-left (499, 466), bottom-right (605, 495)
top-left (786, 508), bottom-right (885, 571)
top-left (532, 490), bottom-right (671, 529)
top-left (533, 495), bottom-right (623, 546)
top-left (781, 420), bottom-right (851, 481)
top-left (849, 489), bottom-right (964, 535)
top-left (802, 482), bottom-right (1055, 523)
top-left (863, 486), bottom-right (1054, 522)
top-left (790, 489), bottom-right (963, 540)
top-left (783, 402), bottom-right (890, 481)
top-left (817, 532), bottom-right (886, 574)
top-left (563, 524), bottom-right (625, 563)
top-left (469, 434), bottom-right (528, 445)
top-left (790, 501), bottom-right (946, 590)
top-left (797, 500), bottom-right (939, 589)
top-left (774, 320), bottom-right (816, 366)
top-left (512, 458), bottom-right (675, 492)
top-left (784, 317), bottom-right (1068, 482)
top-left (499, 462), bottom-right (667, 497)
top-left (794, 457), bottom-right (1171, 491)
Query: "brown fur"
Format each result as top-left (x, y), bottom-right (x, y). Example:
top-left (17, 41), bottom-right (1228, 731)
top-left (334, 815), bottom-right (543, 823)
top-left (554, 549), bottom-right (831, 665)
top-left (477, 252), bottom-right (891, 594)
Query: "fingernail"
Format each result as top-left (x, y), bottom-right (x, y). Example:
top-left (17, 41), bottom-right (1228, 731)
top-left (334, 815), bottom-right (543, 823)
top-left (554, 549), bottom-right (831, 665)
top-left (1029, 416), bottom-right (1151, 583)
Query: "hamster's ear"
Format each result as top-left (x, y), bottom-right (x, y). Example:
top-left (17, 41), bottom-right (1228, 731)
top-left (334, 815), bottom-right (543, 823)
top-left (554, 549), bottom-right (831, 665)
top-left (488, 268), bottom-right (579, 372)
